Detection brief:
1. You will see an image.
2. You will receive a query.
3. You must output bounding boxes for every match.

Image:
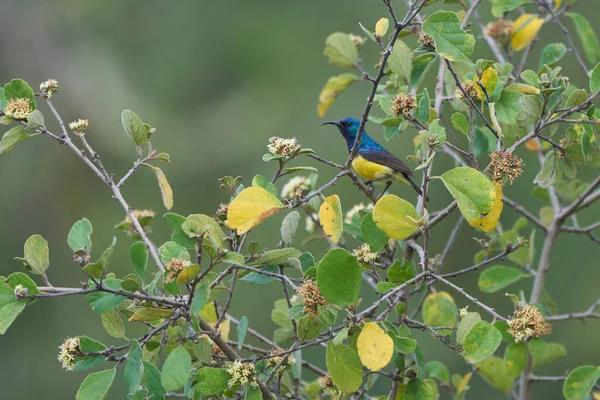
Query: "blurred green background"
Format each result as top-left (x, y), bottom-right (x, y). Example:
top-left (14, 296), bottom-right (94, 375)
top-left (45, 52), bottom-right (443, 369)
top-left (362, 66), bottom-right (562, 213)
top-left (0, 1), bottom-right (599, 398)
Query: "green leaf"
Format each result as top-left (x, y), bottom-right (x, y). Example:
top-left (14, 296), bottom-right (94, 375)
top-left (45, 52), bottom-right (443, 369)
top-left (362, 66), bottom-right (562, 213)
top-left (163, 213), bottom-right (196, 249)
top-left (125, 340), bottom-right (143, 394)
top-left (504, 342), bottom-right (528, 378)
top-left (590, 62), bottom-right (600, 93)
top-left (194, 368), bottom-right (231, 396)
top-left (567, 13), bottom-right (600, 65)
top-left (534, 151), bottom-right (561, 188)
top-left (239, 265), bottom-right (279, 285)
top-left (495, 90), bottom-right (524, 131)
top-left (516, 95), bottom-right (543, 127)
top-left (317, 74), bottom-right (359, 117)
top-left (404, 378), bottom-right (436, 400)
top-left (463, 321), bottom-right (502, 363)
top-left (528, 338), bottom-right (566, 368)
top-left (158, 241), bottom-right (190, 265)
top-left (183, 214), bottom-right (226, 250)
top-left (3, 79), bottom-right (36, 110)
top-left (83, 237), bottom-right (116, 280)
top-left (87, 280), bottom-right (126, 313)
top-left (316, 248), bottom-right (362, 306)
top-left (563, 366), bottom-right (600, 400)
top-left (281, 211), bottom-right (300, 246)
top-left (161, 347), bottom-right (191, 391)
top-left (440, 167), bottom-right (496, 226)
top-left (129, 308), bottom-right (173, 322)
top-left (142, 362), bottom-right (166, 400)
top-left (22, 234), bottom-right (50, 276)
top-left (387, 258), bottom-right (415, 285)
top-left (6, 272), bottom-right (39, 294)
top-left (76, 369), bottom-right (116, 400)
top-left (101, 310), bottom-right (125, 339)
top-left (456, 312), bottom-right (481, 345)
top-left (68, 218), bottom-right (93, 253)
top-left (565, 89), bottom-right (588, 109)
top-left (73, 336), bottom-right (106, 371)
top-left (222, 252), bottom-right (245, 266)
top-left (416, 89), bottom-right (430, 124)
top-left (476, 357), bottom-right (513, 393)
top-left (326, 342), bottom-right (363, 393)
top-left (423, 292), bottom-right (458, 336)
top-left (147, 165), bottom-right (173, 210)
top-left (372, 194), bottom-right (419, 240)
top-left (176, 263), bottom-right (200, 284)
top-left (190, 282), bottom-right (210, 315)
top-left (237, 316), bottom-right (249, 350)
top-left (422, 11), bottom-right (475, 62)
top-left (411, 53), bottom-right (436, 88)
top-left (389, 40), bottom-right (413, 84)
top-left (129, 242), bottom-right (148, 280)
top-left (478, 266), bottom-right (525, 293)
top-left (491, 0), bottom-right (527, 18)
top-left (121, 110), bottom-right (151, 146)
top-left (451, 113), bottom-right (469, 136)
top-left (297, 314), bottom-right (323, 340)
top-left (323, 32), bottom-right (359, 67)
top-left (426, 361), bottom-right (449, 384)
top-left (0, 300), bottom-right (26, 335)
top-left (254, 248), bottom-right (302, 266)
top-left (360, 213), bottom-right (388, 252)
top-left (539, 43), bottom-right (567, 69)
top-left (0, 126), bottom-right (34, 154)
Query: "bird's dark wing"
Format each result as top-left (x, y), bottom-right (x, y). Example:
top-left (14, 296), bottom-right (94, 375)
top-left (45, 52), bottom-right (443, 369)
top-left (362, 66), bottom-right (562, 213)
top-left (359, 149), bottom-right (414, 177)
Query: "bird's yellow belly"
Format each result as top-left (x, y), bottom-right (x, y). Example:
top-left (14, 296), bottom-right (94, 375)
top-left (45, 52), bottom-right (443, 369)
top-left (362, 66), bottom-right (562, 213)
top-left (352, 156), bottom-right (393, 181)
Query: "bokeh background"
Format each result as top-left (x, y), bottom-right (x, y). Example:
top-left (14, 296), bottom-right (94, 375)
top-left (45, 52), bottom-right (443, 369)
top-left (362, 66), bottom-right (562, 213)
top-left (0, 1), bottom-right (598, 398)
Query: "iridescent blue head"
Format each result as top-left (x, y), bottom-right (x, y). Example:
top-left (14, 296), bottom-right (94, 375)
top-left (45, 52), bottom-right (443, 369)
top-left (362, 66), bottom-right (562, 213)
top-left (322, 117), bottom-right (372, 151)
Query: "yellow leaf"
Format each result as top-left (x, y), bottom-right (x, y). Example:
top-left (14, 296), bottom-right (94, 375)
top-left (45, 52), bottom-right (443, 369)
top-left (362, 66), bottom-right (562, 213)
top-left (220, 318), bottom-right (231, 341)
top-left (525, 138), bottom-right (541, 151)
top-left (372, 194), bottom-right (419, 240)
top-left (475, 68), bottom-right (499, 101)
top-left (505, 83), bottom-right (541, 94)
top-left (225, 186), bottom-right (284, 234)
top-left (553, 0), bottom-right (562, 11)
top-left (199, 301), bottom-right (217, 323)
top-left (317, 74), bottom-right (358, 117)
top-left (149, 166), bottom-right (174, 210)
top-left (511, 14), bottom-right (544, 51)
top-left (176, 264), bottom-right (200, 284)
top-left (375, 18), bottom-right (389, 37)
top-left (489, 102), bottom-right (504, 138)
top-left (469, 182), bottom-right (503, 232)
top-left (457, 372), bottom-right (472, 391)
top-left (357, 322), bottom-right (394, 371)
top-left (319, 195), bottom-right (343, 244)
top-left (129, 308), bottom-right (173, 322)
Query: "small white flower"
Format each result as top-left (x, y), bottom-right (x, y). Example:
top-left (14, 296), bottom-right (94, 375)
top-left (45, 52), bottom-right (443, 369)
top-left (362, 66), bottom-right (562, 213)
top-left (69, 119), bottom-right (89, 133)
top-left (267, 137), bottom-right (301, 156)
top-left (57, 337), bottom-right (81, 371)
top-left (13, 284), bottom-right (28, 299)
top-left (352, 243), bottom-right (378, 263)
top-left (345, 203), bottom-right (374, 224)
top-left (40, 79), bottom-right (59, 98)
top-left (227, 360), bottom-right (258, 387)
top-left (305, 215), bottom-right (318, 233)
top-left (281, 176), bottom-right (311, 200)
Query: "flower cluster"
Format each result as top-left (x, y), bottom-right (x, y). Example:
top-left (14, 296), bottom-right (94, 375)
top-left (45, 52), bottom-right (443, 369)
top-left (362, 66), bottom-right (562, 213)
top-left (40, 79), bottom-right (59, 98)
top-left (391, 94), bottom-right (416, 117)
top-left (227, 360), bottom-right (258, 387)
top-left (345, 202), bottom-right (374, 224)
top-left (116, 209), bottom-right (156, 236)
top-left (166, 258), bottom-right (192, 282)
top-left (216, 202), bottom-right (229, 217)
top-left (507, 304), bottom-right (551, 343)
top-left (490, 150), bottom-right (524, 184)
top-left (281, 176), bottom-right (311, 200)
top-left (57, 337), bottom-right (81, 371)
top-left (297, 279), bottom-right (328, 315)
top-left (305, 214), bottom-right (318, 233)
top-left (318, 374), bottom-right (338, 397)
top-left (13, 284), bottom-right (28, 299)
top-left (349, 33), bottom-right (366, 48)
top-left (455, 82), bottom-right (479, 101)
top-left (352, 243), bottom-right (378, 263)
top-left (69, 119), bottom-right (89, 134)
top-left (419, 32), bottom-right (435, 47)
top-left (266, 349), bottom-right (295, 369)
top-left (4, 98), bottom-right (32, 120)
top-left (267, 137), bottom-right (301, 157)
top-left (486, 19), bottom-right (513, 43)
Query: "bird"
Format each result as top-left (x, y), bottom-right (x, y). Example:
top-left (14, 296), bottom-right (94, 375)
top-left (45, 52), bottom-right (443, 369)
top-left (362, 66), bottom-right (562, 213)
top-left (322, 117), bottom-right (424, 199)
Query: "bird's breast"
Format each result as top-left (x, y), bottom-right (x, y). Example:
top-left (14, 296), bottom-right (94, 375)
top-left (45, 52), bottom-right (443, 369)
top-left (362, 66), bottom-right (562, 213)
top-left (352, 155), bottom-right (393, 181)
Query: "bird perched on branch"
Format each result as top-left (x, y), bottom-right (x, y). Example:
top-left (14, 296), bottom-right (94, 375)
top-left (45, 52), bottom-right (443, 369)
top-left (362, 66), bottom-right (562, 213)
top-left (322, 117), bottom-right (424, 199)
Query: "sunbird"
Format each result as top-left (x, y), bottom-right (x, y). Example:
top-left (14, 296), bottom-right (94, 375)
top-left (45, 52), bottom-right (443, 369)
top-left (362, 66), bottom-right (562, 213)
top-left (322, 117), bottom-right (423, 198)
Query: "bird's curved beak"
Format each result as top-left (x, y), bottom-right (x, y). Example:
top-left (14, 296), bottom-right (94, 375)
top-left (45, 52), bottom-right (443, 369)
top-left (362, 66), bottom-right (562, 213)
top-left (321, 121), bottom-right (340, 127)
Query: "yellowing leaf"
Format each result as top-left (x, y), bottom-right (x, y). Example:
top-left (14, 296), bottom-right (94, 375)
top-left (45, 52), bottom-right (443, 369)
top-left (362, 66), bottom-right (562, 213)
top-left (129, 308), bottom-right (173, 322)
top-left (525, 138), bottom-right (541, 151)
top-left (505, 83), bottom-right (541, 94)
top-left (372, 195), bottom-right (419, 240)
top-left (489, 102), bottom-right (504, 138)
top-left (317, 74), bottom-right (359, 117)
top-left (225, 186), bottom-right (284, 234)
top-left (357, 322), bottom-right (394, 371)
top-left (219, 318), bottom-right (231, 341)
top-left (511, 14), bottom-right (544, 52)
top-left (440, 167), bottom-right (496, 226)
top-left (319, 195), bottom-right (343, 244)
top-left (176, 264), bottom-right (200, 284)
top-left (457, 372), bottom-right (473, 391)
top-left (148, 166), bottom-right (174, 210)
top-left (475, 68), bottom-right (499, 101)
top-left (469, 183), bottom-right (503, 232)
top-left (375, 18), bottom-right (389, 37)
top-left (199, 301), bottom-right (217, 323)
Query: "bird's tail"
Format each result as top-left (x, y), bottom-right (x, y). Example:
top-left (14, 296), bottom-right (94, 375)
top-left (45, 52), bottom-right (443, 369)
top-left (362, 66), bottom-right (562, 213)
top-left (406, 175), bottom-right (429, 202)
